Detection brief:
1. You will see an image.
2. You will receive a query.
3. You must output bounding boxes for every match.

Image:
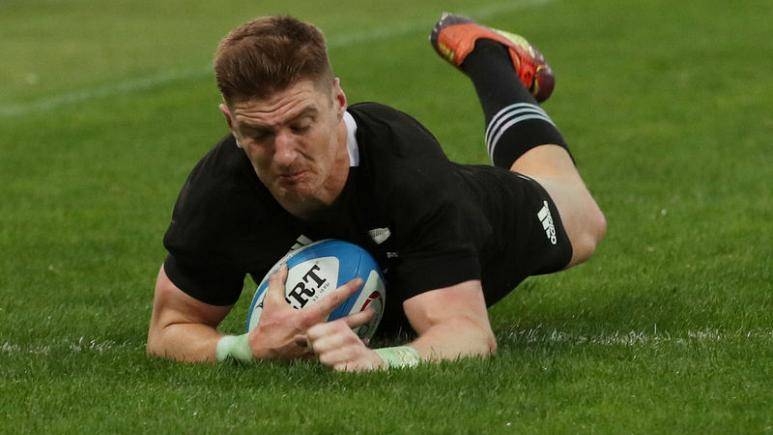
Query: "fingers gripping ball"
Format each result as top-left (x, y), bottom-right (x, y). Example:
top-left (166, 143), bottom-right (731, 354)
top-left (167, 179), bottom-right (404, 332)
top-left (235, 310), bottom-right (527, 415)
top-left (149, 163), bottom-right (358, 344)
top-left (246, 240), bottom-right (386, 340)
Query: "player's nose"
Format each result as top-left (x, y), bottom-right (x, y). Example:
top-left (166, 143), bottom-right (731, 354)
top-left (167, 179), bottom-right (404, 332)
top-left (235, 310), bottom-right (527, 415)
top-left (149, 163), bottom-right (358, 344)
top-left (273, 130), bottom-right (298, 166)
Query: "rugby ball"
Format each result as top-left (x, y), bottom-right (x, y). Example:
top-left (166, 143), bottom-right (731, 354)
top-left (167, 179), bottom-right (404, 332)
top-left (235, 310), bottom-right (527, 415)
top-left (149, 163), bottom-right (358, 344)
top-left (245, 239), bottom-right (385, 339)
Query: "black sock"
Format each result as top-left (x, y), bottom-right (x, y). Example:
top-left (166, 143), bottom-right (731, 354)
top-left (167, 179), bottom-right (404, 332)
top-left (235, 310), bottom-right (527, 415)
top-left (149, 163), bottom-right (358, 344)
top-left (461, 39), bottom-right (570, 168)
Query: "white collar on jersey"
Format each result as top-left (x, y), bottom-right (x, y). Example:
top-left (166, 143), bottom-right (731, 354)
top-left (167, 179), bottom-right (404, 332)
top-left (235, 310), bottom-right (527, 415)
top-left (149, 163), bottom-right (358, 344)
top-left (344, 111), bottom-right (360, 167)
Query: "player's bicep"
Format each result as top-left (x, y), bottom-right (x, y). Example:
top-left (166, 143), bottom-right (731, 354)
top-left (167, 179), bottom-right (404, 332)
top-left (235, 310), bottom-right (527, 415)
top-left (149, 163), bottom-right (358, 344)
top-left (402, 280), bottom-right (490, 335)
top-left (150, 265), bottom-right (232, 330)
top-left (402, 280), bottom-right (497, 359)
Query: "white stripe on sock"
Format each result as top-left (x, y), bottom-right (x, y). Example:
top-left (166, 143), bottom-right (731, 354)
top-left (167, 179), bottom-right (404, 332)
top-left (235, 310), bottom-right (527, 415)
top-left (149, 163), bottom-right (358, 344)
top-left (488, 113), bottom-right (555, 161)
top-left (487, 109), bottom-right (554, 156)
top-left (484, 103), bottom-right (548, 147)
top-left (485, 104), bottom-right (554, 157)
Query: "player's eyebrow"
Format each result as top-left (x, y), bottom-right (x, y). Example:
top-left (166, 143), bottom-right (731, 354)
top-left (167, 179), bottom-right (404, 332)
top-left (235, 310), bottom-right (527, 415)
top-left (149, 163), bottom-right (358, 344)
top-left (240, 106), bottom-right (319, 131)
top-left (292, 106), bottom-right (319, 120)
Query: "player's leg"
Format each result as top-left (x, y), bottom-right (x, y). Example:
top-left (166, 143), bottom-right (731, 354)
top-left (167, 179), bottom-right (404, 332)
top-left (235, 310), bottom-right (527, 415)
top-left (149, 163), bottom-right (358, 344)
top-left (431, 14), bottom-right (605, 267)
top-left (508, 145), bottom-right (606, 267)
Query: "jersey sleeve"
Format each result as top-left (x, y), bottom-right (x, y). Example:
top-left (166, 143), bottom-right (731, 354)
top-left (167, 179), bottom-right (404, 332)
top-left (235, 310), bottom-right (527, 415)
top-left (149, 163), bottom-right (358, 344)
top-left (162, 254), bottom-right (244, 306)
top-left (161, 135), bottom-right (295, 306)
top-left (161, 139), bottom-right (248, 306)
top-left (391, 193), bottom-right (488, 298)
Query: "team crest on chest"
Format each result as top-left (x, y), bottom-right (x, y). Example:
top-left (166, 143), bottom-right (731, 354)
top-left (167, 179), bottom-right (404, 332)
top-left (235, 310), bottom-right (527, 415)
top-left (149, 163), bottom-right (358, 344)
top-left (368, 227), bottom-right (391, 245)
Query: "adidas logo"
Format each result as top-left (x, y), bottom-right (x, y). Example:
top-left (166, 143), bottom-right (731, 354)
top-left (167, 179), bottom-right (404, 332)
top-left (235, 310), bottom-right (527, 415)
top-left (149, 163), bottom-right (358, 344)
top-left (537, 201), bottom-right (557, 245)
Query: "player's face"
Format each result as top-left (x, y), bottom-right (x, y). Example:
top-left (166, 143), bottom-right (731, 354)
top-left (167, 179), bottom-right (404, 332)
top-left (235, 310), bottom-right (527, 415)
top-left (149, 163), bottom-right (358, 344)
top-left (221, 78), bottom-right (349, 218)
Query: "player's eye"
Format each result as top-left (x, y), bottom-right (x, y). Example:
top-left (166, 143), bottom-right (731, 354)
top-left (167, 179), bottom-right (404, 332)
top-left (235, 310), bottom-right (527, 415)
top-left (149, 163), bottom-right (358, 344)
top-left (249, 129), bottom-right (273, 142)
top-left (290, 117), bottom-right (314, 134)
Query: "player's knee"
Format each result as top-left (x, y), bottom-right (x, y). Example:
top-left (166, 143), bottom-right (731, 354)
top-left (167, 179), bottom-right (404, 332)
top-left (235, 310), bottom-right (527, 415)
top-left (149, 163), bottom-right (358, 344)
top-left (570, 206), bottom-right (607, 264)
top-left (589, 205), bottom-right (607, 247)
top-left (587, 207), bottom-right (607, 254)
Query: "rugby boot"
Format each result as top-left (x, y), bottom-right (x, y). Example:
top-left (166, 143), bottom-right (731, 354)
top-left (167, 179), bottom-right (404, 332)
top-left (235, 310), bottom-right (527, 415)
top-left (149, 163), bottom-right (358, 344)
top-left (430, 12), bottom-right (554, 102)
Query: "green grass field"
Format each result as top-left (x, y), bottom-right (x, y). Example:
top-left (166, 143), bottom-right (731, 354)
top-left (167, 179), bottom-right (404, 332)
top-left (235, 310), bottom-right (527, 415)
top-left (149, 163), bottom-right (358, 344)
top-left (1, 0), bottom-right (771, 433)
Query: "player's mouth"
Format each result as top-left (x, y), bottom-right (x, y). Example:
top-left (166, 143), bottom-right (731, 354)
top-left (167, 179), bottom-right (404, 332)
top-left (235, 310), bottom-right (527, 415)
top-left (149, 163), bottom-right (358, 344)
top-left (277, 170), bottom-right (309, 185)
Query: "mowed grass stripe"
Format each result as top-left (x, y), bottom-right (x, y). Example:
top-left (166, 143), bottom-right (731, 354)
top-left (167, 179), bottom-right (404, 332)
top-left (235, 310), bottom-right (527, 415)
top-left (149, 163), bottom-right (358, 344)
top-left (0, 0), bottom-right (552, 118)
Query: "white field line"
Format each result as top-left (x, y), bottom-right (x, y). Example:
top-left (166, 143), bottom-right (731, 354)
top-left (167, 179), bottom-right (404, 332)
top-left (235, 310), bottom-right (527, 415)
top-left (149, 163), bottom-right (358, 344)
top-left (0, 0), bottom-right (552, 118)
top-left (0, 337), bottom-right (142, 356)
top-left (501, 327), bottom-right (773, 347)
top-left (2, 328), bottom-right (770, 355)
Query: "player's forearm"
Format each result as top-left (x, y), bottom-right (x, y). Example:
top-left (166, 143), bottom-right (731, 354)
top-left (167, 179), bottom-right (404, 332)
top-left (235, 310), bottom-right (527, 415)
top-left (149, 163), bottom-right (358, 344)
top-left (408, 316), bottom-right (497, 363)
top-left (146, 322), bottom-right (222, 363)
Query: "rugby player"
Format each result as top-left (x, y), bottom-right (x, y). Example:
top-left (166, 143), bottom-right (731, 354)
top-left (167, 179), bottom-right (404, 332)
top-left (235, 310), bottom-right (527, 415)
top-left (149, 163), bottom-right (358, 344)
top-left (146, 14), bottom-right (606, 371)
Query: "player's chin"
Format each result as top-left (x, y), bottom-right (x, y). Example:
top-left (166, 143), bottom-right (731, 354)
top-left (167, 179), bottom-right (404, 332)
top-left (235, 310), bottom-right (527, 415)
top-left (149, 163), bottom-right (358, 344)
top-left (273, 186), bottom-right (325, 215)
top-left (275, 185), bottom-right (315, 203)
top-left (272, 178), bottom-right (309, 196)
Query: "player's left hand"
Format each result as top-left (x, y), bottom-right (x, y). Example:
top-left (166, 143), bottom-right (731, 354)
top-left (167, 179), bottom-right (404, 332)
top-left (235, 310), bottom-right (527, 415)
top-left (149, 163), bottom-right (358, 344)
top-left (303, 309), bottom-right (386, 372)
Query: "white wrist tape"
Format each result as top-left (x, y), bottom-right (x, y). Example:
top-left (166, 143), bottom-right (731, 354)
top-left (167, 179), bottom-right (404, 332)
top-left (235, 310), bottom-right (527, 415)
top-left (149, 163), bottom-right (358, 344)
top-left (374, 346), bottom-right (421, 368)
top-left (215, 334), bottom-right (253, 363)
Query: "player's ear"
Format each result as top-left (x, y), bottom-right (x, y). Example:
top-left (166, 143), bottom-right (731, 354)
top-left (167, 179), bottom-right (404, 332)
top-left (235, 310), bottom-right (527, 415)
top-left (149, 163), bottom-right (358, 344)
top-left (219, 102), bottom-right (242, 148)
top-left (219, 102), bottom-right (235, 131)
top-left (332, 78), bottom-right (347, 120)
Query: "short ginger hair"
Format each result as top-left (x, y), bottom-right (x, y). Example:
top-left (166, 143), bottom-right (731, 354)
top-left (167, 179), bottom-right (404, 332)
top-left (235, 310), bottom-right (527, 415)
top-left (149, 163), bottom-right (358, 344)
top-left (214, 15), bottom-right (334, 104)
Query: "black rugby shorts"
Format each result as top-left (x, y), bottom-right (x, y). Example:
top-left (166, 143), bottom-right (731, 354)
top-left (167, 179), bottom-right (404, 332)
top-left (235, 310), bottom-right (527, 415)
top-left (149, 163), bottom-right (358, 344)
top-left (478, 171), bottom-right (573, 306)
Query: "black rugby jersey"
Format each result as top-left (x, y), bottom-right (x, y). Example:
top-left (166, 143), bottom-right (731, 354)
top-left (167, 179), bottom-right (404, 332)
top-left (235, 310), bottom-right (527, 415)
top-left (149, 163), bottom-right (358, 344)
top-left (163, 102), bottom-right (570, 334)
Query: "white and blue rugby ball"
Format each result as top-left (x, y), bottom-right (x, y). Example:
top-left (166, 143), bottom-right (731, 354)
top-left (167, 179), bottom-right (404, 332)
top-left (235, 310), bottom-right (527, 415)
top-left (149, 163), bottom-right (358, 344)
top-left (245, 239), bottom-right (385, 339)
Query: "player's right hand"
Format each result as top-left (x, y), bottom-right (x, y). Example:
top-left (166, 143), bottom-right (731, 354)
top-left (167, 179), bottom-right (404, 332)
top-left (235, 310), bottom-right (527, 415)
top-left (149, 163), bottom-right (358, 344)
top-left (247, 264), bottom-right (364, 360)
